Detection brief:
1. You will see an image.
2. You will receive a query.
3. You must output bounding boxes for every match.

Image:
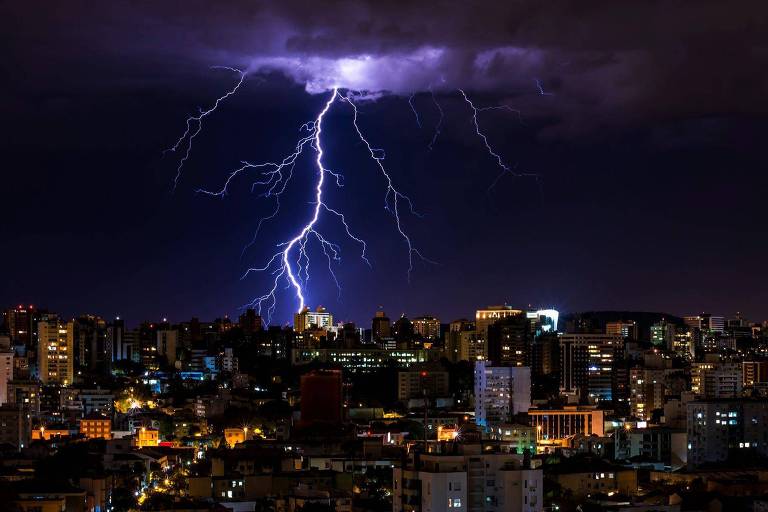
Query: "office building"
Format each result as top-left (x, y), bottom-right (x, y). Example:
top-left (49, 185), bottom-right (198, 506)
top-left (474, 361), bottom-right (531, 430)
top-left (559, 333), bottom-right (622, 402)
top-left (475, 305), bottom-right (524, 345)
top-left (528, 406), bottom-right (605, 449)
top-left (487, 313), bottom-right (531, 367)
top-left (372, 310), bottom-right (391, 341)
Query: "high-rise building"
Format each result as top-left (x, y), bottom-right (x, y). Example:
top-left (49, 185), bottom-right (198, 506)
top-left (691, 362), bottom-right (742, 398)
top-left (559, 335), bottom-right (588, 395)
top-left (445, 319), bottom-right (479, 362)
top-left (4, 305), bottom-right (35, 345)
top-left (487, 313), bottom-right (530, 366)
top-left (107, 318), bottom-right (130, 362)
top-left (157, 329), bottom-right (178, 366)
top-left (629, 368), bottom-right (665, 420)
top-left (300, 369), bottom-right (343, 425)
top-left (474, 361), bottom-right (531, 430)
top-left (294, 306), bottom-right (332, 332)
top-left (687, 399), bottom-right (768, 468)
top-left (0, 351), bottom-right (13, 405)
top-left (650, 319), bottom-right (675, 350)
top-left (558, 333), bottom-right (623, 403)
top-left (372, 310), bottom-right (391, 341)
top-left (412, 315), bottom-right (441, 341)
top-left (531, 332), bottom-right (560, 378)
top-left (459, 330), bottom-right (484, 362)
top-left (37, 317), bottom-right (74, 385)
top-left (672, 329), bottom-right (695, 359)
top-left (475, 305), bottom-right (524, 345)
top-left (73, 315), bottom-right (108, 371)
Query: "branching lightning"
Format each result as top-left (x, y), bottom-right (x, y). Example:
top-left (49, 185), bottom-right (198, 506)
top-left (167, 66), bottom-right (247, 191)
top-left (427, 89), bottom-right (444, 151)
top-left (408, 93), bottom-right (422, 129)
top-left (459, 89), bottom-right (537, 193)
top-left (171, 81), bottom-right (429, 324)
top-left (169, 69), bottom-right (540, 324)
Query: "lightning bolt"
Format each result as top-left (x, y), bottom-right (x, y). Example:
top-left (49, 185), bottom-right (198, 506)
top-left (459, 89), bottom-right (538, 193)
top-left (535, 78), bottom-right (554, 96)
top-left (170, 71), bottom-right (539, 324)
top-left (408, 93), bottom-right (422, 129)
top-left (173, 80), bottom-right (428, 324)
top-left (166, 66), bottom-right (247, 190)
top-left (427, 88), bottom-right (444, 151)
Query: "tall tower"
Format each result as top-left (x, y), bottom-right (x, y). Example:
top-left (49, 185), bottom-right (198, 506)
top-left (37, 316), bottom-right (74, 385)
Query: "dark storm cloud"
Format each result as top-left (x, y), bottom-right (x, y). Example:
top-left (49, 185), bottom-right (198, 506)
top-left (4, 1), bottom-right (767, 134)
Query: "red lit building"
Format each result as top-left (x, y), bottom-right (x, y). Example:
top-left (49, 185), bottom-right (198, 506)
top-left (300, 369), bottom-right (343, 425)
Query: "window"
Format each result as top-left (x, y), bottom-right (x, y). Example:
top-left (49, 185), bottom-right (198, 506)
top-left (452, 498), bottom-right (462, 508)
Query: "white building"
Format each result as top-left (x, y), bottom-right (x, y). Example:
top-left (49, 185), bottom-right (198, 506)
top-left (474, 361), bottom-right (531, 431)
top-left (393, 449), bottom-right (542, 512)
top-left (294, 306), bottom-right (333, 332)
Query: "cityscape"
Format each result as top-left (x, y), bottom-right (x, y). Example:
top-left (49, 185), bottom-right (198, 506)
top-left (4, 1), bottom-right (768, 512)
top-left (1, 304), bottom-right (768, 511)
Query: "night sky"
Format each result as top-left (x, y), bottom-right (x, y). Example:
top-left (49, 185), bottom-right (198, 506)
top-left (2, 2), bottom-right (768, 326)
